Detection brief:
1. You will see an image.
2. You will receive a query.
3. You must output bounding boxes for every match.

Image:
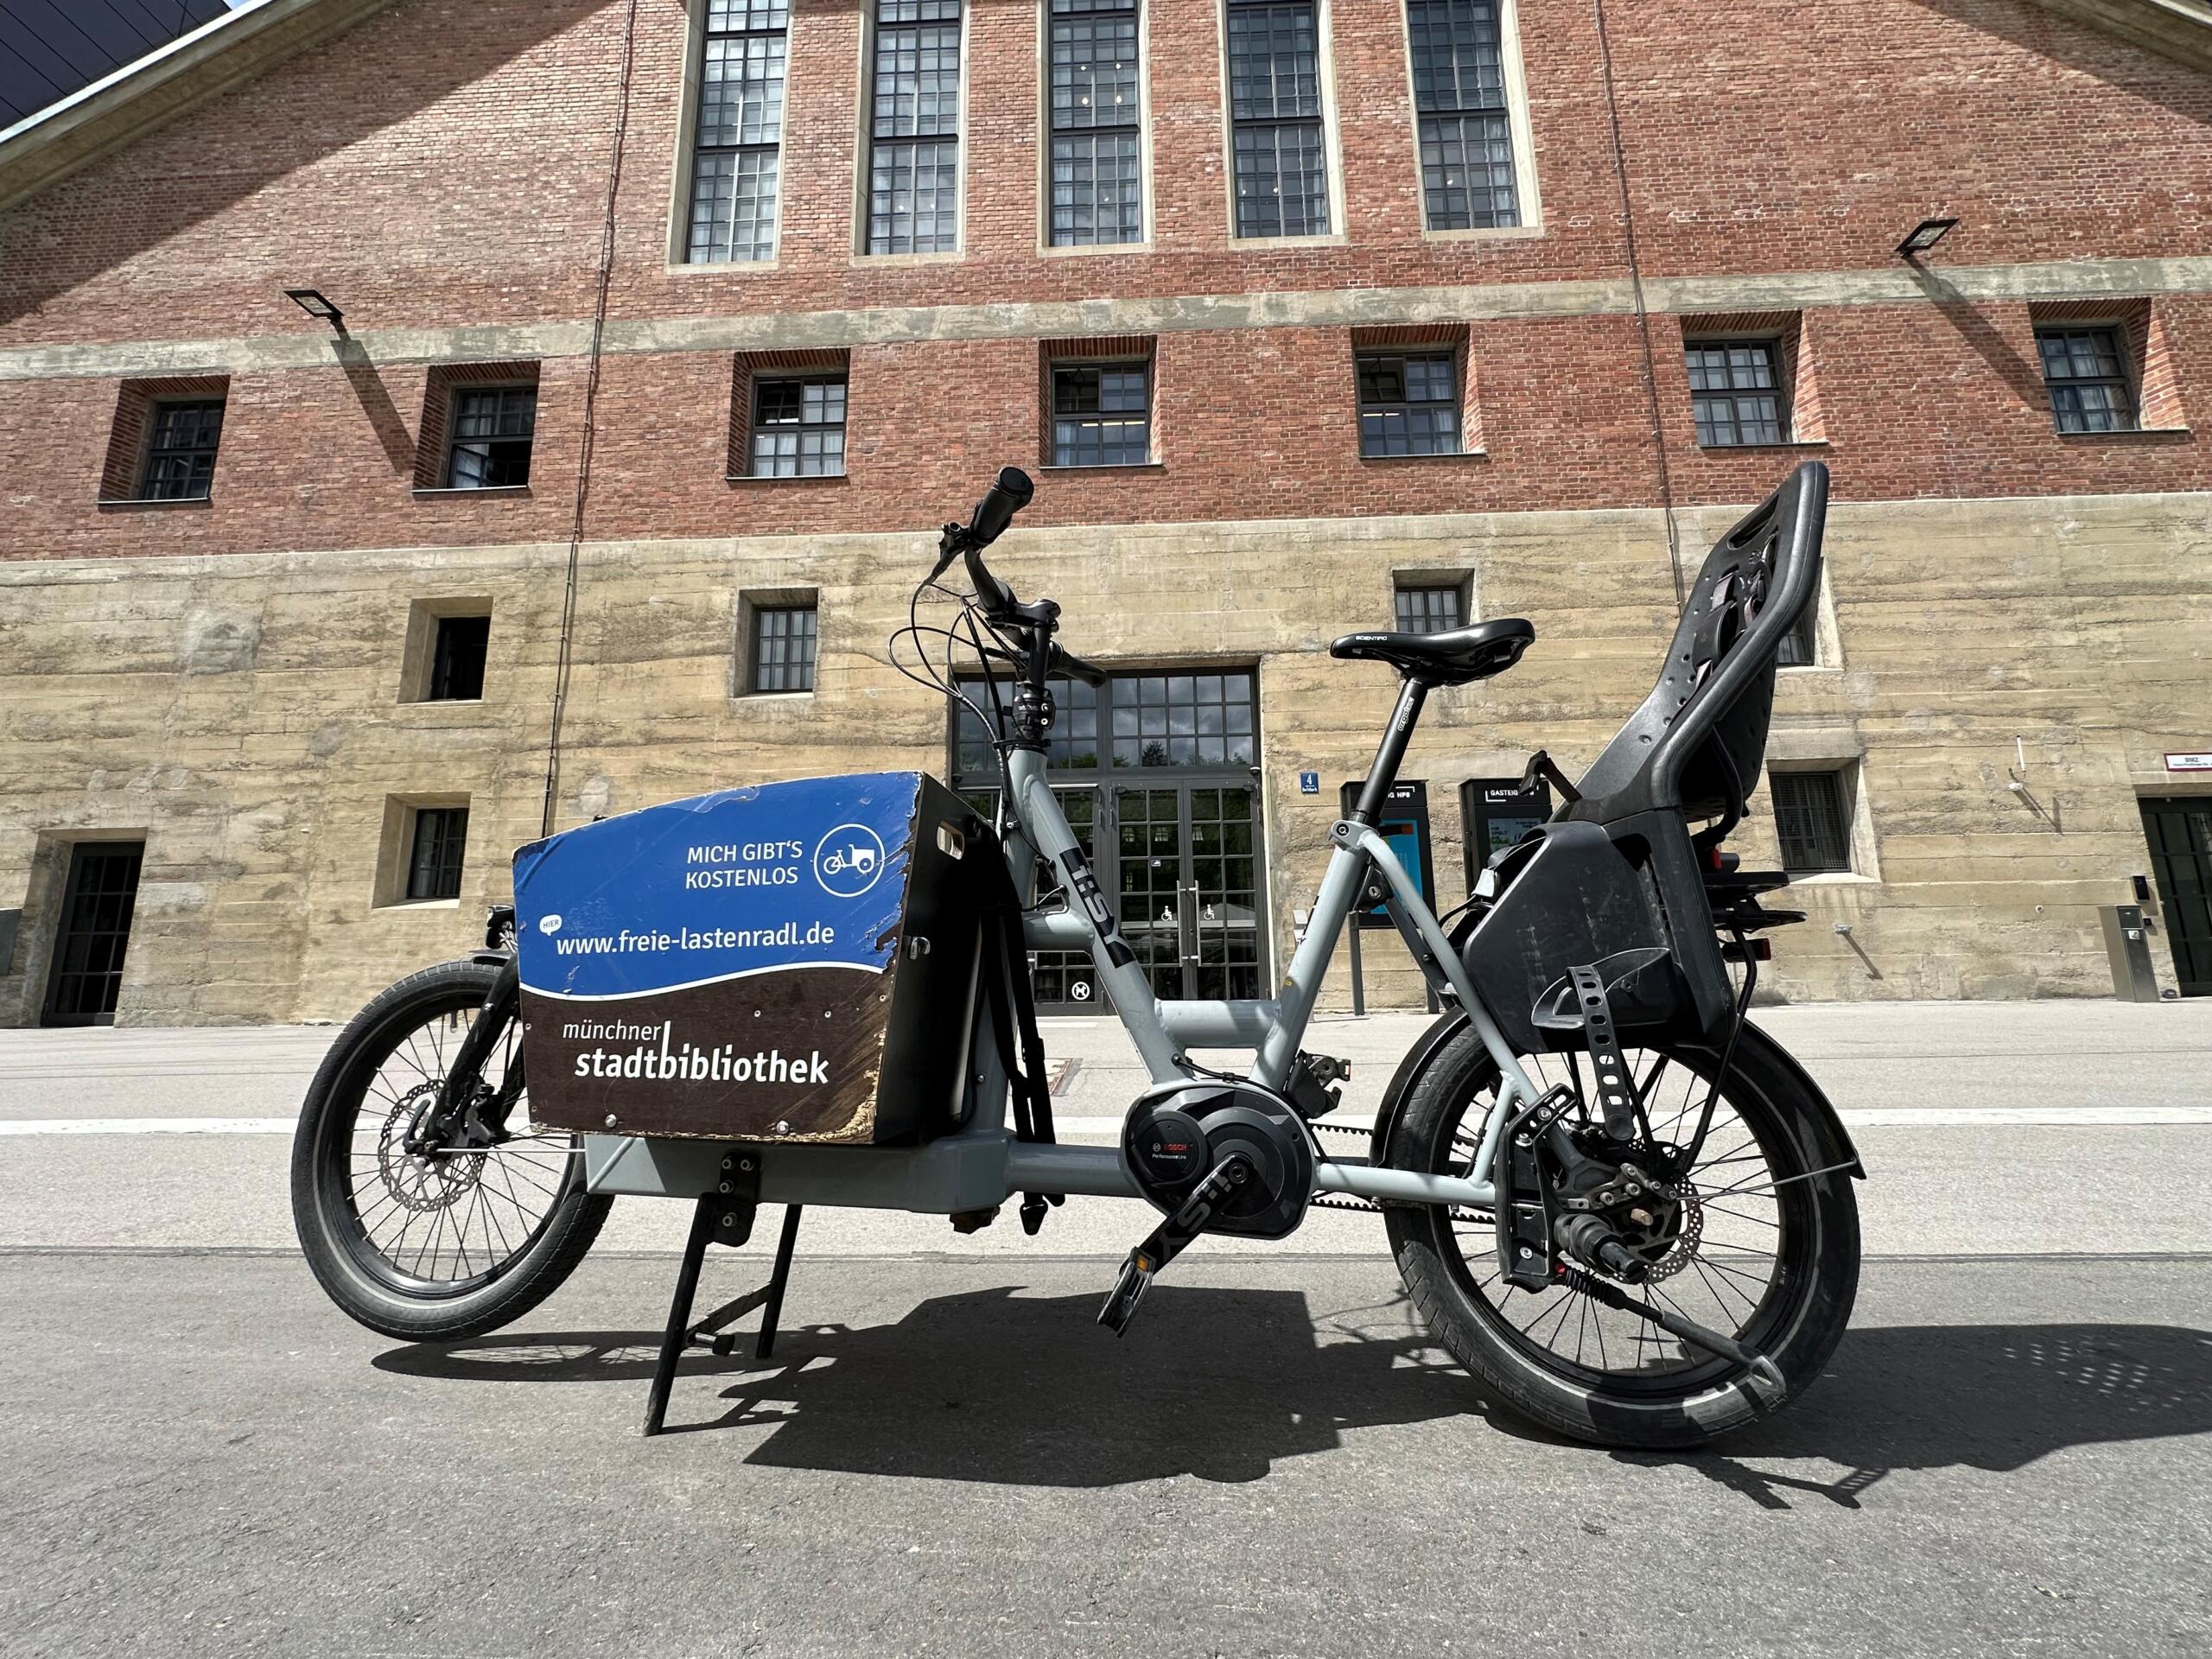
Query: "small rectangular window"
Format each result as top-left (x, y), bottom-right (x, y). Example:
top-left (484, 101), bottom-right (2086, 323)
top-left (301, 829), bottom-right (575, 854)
top-left (445, 386), bottom-right (537, 488)
top-left (1686, 340), bottom-right (1788, 448)
top-left (752, 604), bottom-right (818, 692)
top-left (1405, 0), bottom-right (1517, 231)
top-left (1052, 361), bottom-right (1151, 466)
top-left (1048, 0), bottom-right (1143, 246)
top-left (1770, 771), bottom-right (1851, 874)
top-left (1394, 582), bottom-right (1463, 634)
top-left (1226, 0), bottom-right (1329, 238)
top-left (140, 398), bottom-right (226, 500)
top-left (1358, 352), bottom-right (1461, 456)
top-left (2037, 326), bottom-right (2139, 434)
top-left (428, 614), bottom-right (491, 701)
top-left (751, 376), bottom-right (848, 476)
top-left (867, 0), bottom-right (964, 255)
top-left (687, 0), bottom-right (791, 263)
top-left (1776, 604), bottom-right (1816, 668)
top-left (407, 807), bottom-right (470, 901)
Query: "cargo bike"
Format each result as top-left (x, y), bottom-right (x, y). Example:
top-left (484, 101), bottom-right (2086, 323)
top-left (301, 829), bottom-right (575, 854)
top-left (292, 461), bottom-right (1864, 1448)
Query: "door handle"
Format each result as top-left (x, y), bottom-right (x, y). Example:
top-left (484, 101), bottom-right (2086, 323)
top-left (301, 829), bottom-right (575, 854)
top-left (1177, 882), bottom-right (1200, 963)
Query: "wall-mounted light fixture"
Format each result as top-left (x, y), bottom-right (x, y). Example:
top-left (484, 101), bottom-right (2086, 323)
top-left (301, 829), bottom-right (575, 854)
top-left (1895, 216), bottom-right (1959, 260)
top-left (284, 287), bottom-right (345, 329)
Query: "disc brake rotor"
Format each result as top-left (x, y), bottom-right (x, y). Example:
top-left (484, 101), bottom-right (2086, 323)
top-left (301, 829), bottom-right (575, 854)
top-left (376, 1081), bottom-right (486, 1214)
top-left (1626, 1179), bottom-right (1703, 1281)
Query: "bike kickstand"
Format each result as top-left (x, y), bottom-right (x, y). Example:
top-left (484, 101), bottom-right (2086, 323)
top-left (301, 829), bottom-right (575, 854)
top-left (642, 1191), bottom-right (804, 1438)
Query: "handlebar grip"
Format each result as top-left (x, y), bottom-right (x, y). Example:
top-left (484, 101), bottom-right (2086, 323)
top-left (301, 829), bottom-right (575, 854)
top-left (967, 467), bottom-right (1034, 549)
top-left (1052, 645), bottom-right (1108, 689)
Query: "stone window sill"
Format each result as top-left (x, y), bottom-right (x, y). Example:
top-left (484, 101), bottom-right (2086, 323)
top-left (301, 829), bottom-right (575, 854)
top-left (97, 494), bottom-right (211, 511)
top-left (1039, 239), bottom-right (1155, 257)
top-left (1784, 870), bottom-right (1879, 888)
top-left (1421, 224), bottom-right (1546, 244)
top-left (2054, 425), bottom-right (2191, 442)
top-left (725, 472), bottom-right (848, 485)
top-left (374, 898), bottom-right (462, 912)
top-left (1039, 461), bottom-right (1165, 474)
top-left (850, 250), bottom-right (963, 268)
top-left (664, 257), bottom-right (780, 276)
top-left (411, 485), bottom-right (531, 499)
top-left (1693, 439), bottom-right (1830, 454)
top-left (1358, 448), bottom-right (1490, 463)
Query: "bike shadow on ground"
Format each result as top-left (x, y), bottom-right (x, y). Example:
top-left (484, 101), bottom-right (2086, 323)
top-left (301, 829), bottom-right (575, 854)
top-left (375, 1282), bottom-right (1489, 1484)
top-left (1611, 1319), bottom-right (2212, 1510)
top-left (374, 1287), bottom-right (2212, 1492)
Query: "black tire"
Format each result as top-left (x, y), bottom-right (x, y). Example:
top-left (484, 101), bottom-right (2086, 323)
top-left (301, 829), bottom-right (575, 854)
top-left (290, 958), bottom-right (613, 1342)
top-left (1383, 1023), bottom-right (1859, 1449)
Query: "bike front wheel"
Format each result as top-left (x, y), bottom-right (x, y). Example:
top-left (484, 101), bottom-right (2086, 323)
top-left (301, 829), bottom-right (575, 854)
top-left (1383, 1022), bottom-right (1860, 1449)
top-left (290, 958), bottom-right (612, 1342)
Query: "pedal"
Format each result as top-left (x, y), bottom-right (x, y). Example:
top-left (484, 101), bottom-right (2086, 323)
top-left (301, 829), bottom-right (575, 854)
top-left (1096, 1249), bottom-right (1156, 1334)
top-left (1096, 1151), bottom-right (1252, 1335)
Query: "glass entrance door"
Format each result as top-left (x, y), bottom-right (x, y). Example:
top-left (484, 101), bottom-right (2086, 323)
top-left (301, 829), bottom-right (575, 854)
top-left (954, 667), bottom-right (1267, 1013)
top-left (1113, 784), bottom-right (1262, 1001)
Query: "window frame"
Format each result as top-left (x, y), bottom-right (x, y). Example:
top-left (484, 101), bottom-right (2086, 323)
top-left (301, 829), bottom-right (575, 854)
top-left (1684, 335), bottom-right (1791, 449)
top-left (1400, 0), bottom-right (1522, 234)
top-left (404, 806), bottom-right (471, 903)
top-left (1219, 0), bottom-right (1342, 243)
top-left (137, 397), bottom-right (226, 502)
top-left (680, 0), bottom-right (793, 266)
top-left (2035, 323), bottom-right (2142, 435)
top-left (1048, 357), bottom-right (1154, 467)
top-left (426, 613), bottom-right (492, 702)
top-left (1775, 607), bottom-right (1817, 670)
top-left (1392, 579), bottom-right (1466, 634)
top-left (1356, 348), bottom-right (1465, 458)
top-left (1042, 0), bottom-right (1149, 251)
top-left (748, 372), bottom-right (849, 477)
top-left (747, 601), bottom-right (820, 694)
top-left (858, 0), bottom-right (969, 257)
top-left (1769, 768), bottom-right (1854, 877)
top-left (442, 383), bottom-right (538, 490)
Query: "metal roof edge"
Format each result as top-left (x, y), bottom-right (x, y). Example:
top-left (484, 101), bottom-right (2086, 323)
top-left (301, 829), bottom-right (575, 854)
top-left (0, 0), bottom-right (400, 213)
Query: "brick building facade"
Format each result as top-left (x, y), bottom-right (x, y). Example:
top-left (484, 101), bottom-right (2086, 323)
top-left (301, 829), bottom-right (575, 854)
top-left (0, 0), bottom-right (2208, 1024)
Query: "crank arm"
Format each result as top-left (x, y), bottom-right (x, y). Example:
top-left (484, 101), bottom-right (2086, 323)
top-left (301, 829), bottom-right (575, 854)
top-left (1097, 1153), bottom-right (1253, 1336)
top-left (1560, 1267), bottom-right (1785, 1393)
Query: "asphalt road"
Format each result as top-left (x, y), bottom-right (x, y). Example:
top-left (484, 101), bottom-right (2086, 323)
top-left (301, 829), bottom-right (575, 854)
top-left (2, 1001), bottom-right (2209, 1656)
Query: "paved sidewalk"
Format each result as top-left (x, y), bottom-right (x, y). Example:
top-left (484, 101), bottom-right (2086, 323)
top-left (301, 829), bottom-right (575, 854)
top-left (3, 996), bottom-right (2208, 1124)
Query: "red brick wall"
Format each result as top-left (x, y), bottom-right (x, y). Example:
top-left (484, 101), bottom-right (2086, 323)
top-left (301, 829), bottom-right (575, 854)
top-left (2, 0), bottom-right (2209, 562)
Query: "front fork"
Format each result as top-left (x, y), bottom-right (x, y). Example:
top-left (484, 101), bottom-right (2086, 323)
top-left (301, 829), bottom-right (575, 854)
top-left (412, 955), bottom-right (524, 1155)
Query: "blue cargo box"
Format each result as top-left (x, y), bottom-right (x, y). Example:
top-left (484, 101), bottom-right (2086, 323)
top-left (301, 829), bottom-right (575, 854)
top-left (512, 772), bottom-right (993, 1144)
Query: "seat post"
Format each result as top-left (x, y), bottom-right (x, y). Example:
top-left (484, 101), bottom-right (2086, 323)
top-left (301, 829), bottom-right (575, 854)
top-left (1349, 677), bottom-right (1429, 826)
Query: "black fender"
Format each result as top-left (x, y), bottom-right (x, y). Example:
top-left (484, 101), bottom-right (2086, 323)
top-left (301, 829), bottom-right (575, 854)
top-left (1368, 1009), bottom-right (1864, 1179)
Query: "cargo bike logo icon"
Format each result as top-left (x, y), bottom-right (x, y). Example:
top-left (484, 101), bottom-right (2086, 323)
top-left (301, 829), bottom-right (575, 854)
top-left (813, 824), bottom-right (888, 899)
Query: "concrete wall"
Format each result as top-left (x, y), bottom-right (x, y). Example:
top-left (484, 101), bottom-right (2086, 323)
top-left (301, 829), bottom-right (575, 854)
top-left (3, 489), bottom-right (2205, 1025)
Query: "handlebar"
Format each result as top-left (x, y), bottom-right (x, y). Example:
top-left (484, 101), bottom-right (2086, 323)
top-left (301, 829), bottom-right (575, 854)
top-left (969, 465), bottom-right (1033, 547)
top-left (925, 465), bottom-right (1104, 685)
top-left (1051, 644), bottom-right (1108, 689)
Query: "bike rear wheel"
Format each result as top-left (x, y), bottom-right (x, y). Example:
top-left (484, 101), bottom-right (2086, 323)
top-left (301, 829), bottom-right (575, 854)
top-left (290, 958), bottom-right (612, 1342)
top-left (1383, 1022), bottom-right (1859, 1448)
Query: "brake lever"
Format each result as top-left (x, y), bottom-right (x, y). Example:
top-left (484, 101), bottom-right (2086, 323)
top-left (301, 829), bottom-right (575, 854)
top-left (927, 523), bottom-right (968, 584)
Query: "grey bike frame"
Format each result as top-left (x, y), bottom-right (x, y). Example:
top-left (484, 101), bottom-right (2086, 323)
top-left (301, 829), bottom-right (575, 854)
top-left (582, 747), bottom-right (1541, 1218)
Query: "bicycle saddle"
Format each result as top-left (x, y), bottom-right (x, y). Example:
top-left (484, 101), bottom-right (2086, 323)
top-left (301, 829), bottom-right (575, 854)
top-left (1328, 618), bottom-right (1535, 686)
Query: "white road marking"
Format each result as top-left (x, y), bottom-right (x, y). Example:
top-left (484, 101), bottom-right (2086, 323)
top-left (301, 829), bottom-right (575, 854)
top-left (3, 1106), bottom-right (2209, 1136)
